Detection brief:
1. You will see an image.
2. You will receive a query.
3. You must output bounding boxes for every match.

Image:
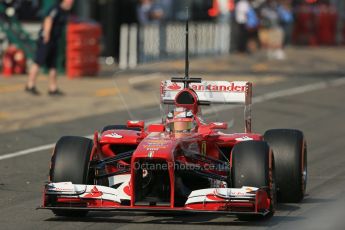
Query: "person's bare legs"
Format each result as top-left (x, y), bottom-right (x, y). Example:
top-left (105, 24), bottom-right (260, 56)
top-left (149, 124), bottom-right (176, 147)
top-left (25, 63), bottom-right (41, 95)
top-left (27, 63), bottom-right (40, 88)
top-left (48, 68), bottom-right (64, 95)
top-left (48, 68), bottom-right (58, 92)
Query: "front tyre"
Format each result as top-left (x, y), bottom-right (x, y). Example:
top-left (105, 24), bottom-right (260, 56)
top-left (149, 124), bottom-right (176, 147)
top-left (49, 136), bottom-right (94, 217)
top-left (231, 141), bottom-right (276, 221)
top-left (264, 129), bottom-right (307, 203)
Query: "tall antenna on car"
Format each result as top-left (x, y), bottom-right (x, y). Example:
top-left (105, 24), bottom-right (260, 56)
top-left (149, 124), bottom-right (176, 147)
top-left (171, 8), bottom-right (201, 89)
top-left (185, 8), bottom-right (189, 83)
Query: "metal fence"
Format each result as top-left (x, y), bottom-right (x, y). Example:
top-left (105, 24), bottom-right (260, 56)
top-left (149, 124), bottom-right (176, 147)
top-left (119, 22), bottom-right (231, 69)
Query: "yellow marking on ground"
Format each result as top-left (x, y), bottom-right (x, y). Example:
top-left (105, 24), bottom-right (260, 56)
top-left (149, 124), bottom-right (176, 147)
top-left (0, 84), bottom-right (24, 94)
top-left (256, 75), bottom-right (285, 85)
top-left (95, 87), bottom-right (129, 97)
top-left (251, 63), bottom-right (268, 72)
top-left (163, 60), bottom-right (184, 69)
top-left (0, 112), bottom-right (9, 120)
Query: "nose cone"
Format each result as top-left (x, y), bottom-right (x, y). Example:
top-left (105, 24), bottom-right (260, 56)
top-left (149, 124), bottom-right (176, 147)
top-left (132, 133), bottom-right (177, 161)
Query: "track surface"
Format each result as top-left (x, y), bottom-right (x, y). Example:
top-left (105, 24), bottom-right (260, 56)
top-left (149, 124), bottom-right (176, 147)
top-left (1, 72), bottom-right (345, 229)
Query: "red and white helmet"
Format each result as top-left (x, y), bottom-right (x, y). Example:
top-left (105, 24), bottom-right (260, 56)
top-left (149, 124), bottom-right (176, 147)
top-left (166, 107), bottom-right (196, 136)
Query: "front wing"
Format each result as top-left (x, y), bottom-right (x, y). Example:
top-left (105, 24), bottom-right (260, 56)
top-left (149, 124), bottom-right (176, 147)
top-left (39, 182), bottom-right (271, 216)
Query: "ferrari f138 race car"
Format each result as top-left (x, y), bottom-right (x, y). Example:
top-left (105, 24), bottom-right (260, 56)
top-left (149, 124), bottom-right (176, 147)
top-left (39, 76), bottom-right (307, 220)
top-left (39, 21), bottom-right (307, 221)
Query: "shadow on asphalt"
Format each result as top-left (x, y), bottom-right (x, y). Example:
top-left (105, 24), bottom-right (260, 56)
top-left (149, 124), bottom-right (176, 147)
top-left (276, 203), bottom-right (300, 212)
top-left (301, 198), bottom-right (337, 204)
top-left (44, 211), bottom-right (305, 227)
top-left (275, 195), bottom-right (335, 212)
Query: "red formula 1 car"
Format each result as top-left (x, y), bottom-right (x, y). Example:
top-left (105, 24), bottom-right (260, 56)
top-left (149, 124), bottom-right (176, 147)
top-left (39, 21), bottom-right (307, 220)
top-left (39, 77), bottom-right (307, 220)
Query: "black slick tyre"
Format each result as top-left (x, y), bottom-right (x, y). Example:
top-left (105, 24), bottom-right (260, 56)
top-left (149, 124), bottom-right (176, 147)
top-left (49, 136), bottom-right (94, 217)
top-left (231, 141), bottom-right (276, 221)
top-left (264, 129), bottom-right (307, 203)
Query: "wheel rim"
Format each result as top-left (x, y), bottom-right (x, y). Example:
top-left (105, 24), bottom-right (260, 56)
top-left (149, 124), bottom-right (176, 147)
top-left (302, 143), bottom-right (307, 195)
top-left (270, 154), bottom-right (277, 212)
top-left (271, 165), bottom-right (277, 211)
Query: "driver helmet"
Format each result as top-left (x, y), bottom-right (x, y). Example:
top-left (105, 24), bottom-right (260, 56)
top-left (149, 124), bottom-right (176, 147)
top-left (166, 107), bottom-right (196, 136)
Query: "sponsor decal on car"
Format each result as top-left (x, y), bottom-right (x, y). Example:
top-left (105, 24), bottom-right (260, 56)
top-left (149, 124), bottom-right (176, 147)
top-left (143, 139), bottom-right (169, 150)
top-left (167, 83), bottom-right (182, 90)
top-left (190, 83), bottom-right (246, 93)
top-left (161, 81), bottom-right (251, 105)
top-left (148, 151), bottom-right (154, 158)
top-left (165, 81), bottom-right (246, 93)
top-left (104, 132), bottom-right (123, 139)
top-left (83, 186), bottom-right (103, 198)
top-left (235, 136), bottom-right (253, 141)
top-left (123, 184), bottom-right (131, 196)
top-left (201, 141), bottom-right (207, 156)
top-left (206, 193), bottom-right (226, 201)
top-left (47, 182), bottom-right (75, 192)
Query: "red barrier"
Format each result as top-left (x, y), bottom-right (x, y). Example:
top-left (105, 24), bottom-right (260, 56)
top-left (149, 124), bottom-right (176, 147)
top-left (66, 22), bottom-right (102, 78)
top-left (2, 45), bottom-right (26, 77)
top-left (2, 53), bottom-right (14, 77)
top-left (293, 5), bottom-right (314, 45)
top-left (67, 66), bottom-right (99, 77)
top-left (13, 49), bottom-right (26, 74)
top-left (67, 23), bottom-right (102, 37)
top-left (315, 4), bottom-right (337, 45)
top-left (293, 4), bottom-right (338, 46)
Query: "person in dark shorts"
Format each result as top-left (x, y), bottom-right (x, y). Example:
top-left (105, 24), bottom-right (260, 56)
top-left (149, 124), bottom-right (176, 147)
top-left (26, 0), bottom-right (74, 96)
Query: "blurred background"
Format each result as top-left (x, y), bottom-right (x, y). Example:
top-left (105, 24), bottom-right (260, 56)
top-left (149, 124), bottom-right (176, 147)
top-left (1, 1), bottom-right (345, 229)
top-left (0, 0), bottom-right (344, 76)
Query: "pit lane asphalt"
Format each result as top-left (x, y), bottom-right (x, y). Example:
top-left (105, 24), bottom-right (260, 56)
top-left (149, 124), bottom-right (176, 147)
top-left (1, 70), bottom-right (345, 228)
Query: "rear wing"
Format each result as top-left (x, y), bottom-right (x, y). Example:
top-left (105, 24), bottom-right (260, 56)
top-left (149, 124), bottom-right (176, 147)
top-left (161, 80), bottom-right (252, 105)
top-left (160, 80), bottom-right (252, 133)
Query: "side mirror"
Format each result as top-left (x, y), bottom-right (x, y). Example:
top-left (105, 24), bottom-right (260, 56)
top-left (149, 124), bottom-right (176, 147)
top-left (147, 124), bottom-right (165, 132)
top-left (127, 120), bottom-right (145, 130)
top-left (210, 122), bottom-right (228, 130)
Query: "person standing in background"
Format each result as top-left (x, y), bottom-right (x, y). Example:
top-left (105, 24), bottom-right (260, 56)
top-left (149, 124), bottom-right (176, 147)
top-left (245, 1), bottom-right (260, 53)
top-left (211, 0), bottom-right (234, 23)
top-left (235, 0), bottom-right (251, 53)
top-left (159, 0), bottom-right (173, 21)
top-left (25, 0), bottom-right (74, 96)
top-left (259, 0), bottom-right (285, 59)
top-left (277, 0), bottom-right (294, 46)
top-left (137, 0), bottom-right (164, 25)
top-left (235, 0), bottom-right (258, 53)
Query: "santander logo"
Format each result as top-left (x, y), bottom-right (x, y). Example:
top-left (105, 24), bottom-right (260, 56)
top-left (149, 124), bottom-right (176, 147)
top-left (191, 83), bottom-right (246, 92)
top-left (206, 193), bottom-right (226, 201)
top-left (166, 82), bottom-right (246, 93)
top-left (167, 83), bottom-right (182, 90)
top-left (123, 185), bottom-right (131, 196)
top-left (84, 186), bottom-right (103, 198)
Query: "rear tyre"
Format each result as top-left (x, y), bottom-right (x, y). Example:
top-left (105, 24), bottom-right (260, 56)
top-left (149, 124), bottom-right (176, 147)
top-left (264, 129), bottom-right (307, 203)
top-left (231, 141), bottom-right (276, 221)
top-left (101, 125), bottom-right (140, 133)
top-left (50, 136), bottom-right (94, 217)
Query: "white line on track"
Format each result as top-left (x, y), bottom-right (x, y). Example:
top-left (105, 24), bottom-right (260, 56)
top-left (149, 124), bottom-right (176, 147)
top-left (1, 77), bottom-right (345, 161)
top-left (0, 135), bottom-right (92, 161)
top-left (128, 73), bottom-right (161, 85)
top-left (0, 143), bottom-right (55, 161)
